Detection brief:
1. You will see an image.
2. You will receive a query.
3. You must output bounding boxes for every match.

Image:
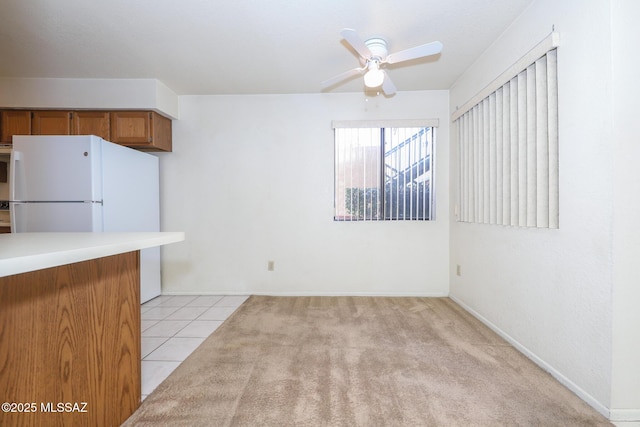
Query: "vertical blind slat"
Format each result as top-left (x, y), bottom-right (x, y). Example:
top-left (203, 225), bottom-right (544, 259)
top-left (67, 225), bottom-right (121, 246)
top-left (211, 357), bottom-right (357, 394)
top-left (547, 49), bottom-right (559, 229)
top-left (467, 112), bottom-right (473, 222)
top-left (510, 77), bottom-right (519, 227)
top-left (517, 71), bottom-right (527, 227)
top-left (495, 88), bottom-right (503, 225)
top-left (535, 56), bottom-right (549, 228)
top-left (526, 64), bottom-right (538, 228)
top-left (464, 113), bottom-right (471, 222)
top-left (455, 49), bottom-right (558, 229)
top-left (459, 115), bottom-right (465, 221)
top-left (473, 105), bottom-right (480, 222)
top-left (477, 103), bottom-right (483, 223)
top-left (483, 98), bottom-right (490, 223)
top-left (489, 94), bottom-right (497, 224)
top-left (501, 84), bottom-right (511, 225)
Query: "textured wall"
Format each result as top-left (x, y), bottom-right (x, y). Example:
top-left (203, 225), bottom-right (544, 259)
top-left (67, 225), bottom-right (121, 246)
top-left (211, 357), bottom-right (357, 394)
top-left (449, 0), bottom-right (615, 415)
top-left (611, 0), bottom-right (640, 419)
top-left (158, 91), bottom-right (450, 297)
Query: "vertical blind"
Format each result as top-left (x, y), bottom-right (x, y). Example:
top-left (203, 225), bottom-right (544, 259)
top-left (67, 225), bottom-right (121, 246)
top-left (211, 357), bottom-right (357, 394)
top-left (454, 47), bottom-right (559, 228)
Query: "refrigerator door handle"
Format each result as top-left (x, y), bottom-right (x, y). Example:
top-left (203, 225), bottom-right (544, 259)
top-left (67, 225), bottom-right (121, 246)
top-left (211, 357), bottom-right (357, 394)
top-left (9, 201), bottom-right (21, 232)
top-left (9, 201), bottom-right (14, 231)
top-left (9, 150), bottom-right (22, 201)
top-left (9, 150), bottom-right (22, 232)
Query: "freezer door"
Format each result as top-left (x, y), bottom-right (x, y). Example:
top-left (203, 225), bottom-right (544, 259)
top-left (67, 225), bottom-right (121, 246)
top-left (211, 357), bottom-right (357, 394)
top-left (11, 135), bottom-right (102, 202)
top-left (11, 202), bottom-right (103, 232)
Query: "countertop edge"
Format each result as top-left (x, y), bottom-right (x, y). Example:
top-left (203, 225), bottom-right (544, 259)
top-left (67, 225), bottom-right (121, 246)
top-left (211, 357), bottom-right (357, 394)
top-left (0, 232), bottom-right (185, 277)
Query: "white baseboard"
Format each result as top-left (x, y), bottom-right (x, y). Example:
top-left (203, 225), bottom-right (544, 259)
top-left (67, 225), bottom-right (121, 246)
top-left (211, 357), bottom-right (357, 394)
top-left (609, 408), bottom-right (640, 422)
top-left (449, 295), bottom-right (612, 420)
top-left (161, 291), bottom-right (449, 297)
top-left (160, 291), bottom-right (252, 296)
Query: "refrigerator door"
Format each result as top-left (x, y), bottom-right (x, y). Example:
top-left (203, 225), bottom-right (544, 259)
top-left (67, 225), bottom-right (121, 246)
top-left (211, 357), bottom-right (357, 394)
top-left (11, 135), bottom-right (103, 202)
top-left (11, 201), bottom-right (103, 232)
top-left (99, 140), bottom-right (161, 303)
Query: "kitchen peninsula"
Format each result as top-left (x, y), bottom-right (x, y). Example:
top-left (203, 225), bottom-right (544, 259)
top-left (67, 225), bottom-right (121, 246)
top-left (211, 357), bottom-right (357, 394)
top-left (0, 232), bottom-right (184, 427)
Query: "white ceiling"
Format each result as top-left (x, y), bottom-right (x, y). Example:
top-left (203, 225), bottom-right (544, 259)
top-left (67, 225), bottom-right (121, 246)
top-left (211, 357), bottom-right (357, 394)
top-left (0, 0), bottom-right (533, 96)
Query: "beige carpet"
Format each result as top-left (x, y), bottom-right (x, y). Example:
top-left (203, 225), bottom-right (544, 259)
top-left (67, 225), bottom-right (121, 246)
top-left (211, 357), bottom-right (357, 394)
top-left (123, 296), bottom-right (612, 426)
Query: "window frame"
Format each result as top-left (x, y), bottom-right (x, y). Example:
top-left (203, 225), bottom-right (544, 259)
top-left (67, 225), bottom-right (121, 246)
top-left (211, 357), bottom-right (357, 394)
top-left (332, 122), bottom-right (437, 222)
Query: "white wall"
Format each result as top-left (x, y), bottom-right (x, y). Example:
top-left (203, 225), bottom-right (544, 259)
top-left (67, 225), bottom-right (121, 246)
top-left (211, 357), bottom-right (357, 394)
top-left (610, 0), bottom-right (640, 420)
top-left (450, 0), bottom-right (639, 419)
top-left (158, 91), bottom-right (450, 296)
top-left (0, 78), bottom-right (179, 119)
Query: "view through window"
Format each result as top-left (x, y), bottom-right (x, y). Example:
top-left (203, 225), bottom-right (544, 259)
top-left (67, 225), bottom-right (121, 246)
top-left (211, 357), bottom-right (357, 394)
top-left (334, 126), bottom-right (435, 221)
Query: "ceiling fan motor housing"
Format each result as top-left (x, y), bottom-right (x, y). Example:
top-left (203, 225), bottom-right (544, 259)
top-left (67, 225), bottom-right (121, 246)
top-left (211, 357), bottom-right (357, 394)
top-left (365, 38), bottom-right (388, 59)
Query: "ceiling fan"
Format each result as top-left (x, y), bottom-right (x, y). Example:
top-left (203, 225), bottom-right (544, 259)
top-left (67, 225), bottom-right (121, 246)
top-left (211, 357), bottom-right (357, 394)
top-left (321, 28), bottom-right (443, 96)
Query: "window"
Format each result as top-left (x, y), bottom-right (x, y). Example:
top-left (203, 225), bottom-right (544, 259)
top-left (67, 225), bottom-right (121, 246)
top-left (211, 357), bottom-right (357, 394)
top-left (333, 125), bottom-right (435, 221)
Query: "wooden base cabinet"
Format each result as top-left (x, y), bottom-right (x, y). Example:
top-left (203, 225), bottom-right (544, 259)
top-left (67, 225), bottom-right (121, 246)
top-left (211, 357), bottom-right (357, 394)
top-left (0, 251), bottom-right (142, 427)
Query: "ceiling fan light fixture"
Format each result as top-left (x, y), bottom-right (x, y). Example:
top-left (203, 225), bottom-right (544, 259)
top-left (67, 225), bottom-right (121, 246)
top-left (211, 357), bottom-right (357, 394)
top-left (363, 62), bottom-right (384, 88)
top-left (322, 29), bottom-right (443, 96)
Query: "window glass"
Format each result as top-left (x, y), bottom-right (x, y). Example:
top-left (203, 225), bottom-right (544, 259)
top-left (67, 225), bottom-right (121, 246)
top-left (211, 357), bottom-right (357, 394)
top-left (334, 127), bottom-right (434, 221)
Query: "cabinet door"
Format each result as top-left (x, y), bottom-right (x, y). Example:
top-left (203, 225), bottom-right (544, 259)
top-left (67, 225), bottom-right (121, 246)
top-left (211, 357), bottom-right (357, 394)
top-left (72, 111), bottom-right (110, 140)
top-left (110, 111), bottom-right (172, 151)
top-left (32, 111), bottom-right (72, 135)
top-left (0, 160), bottom-right (6, 182)
top-left (150, 112), bottom-right (172, 152)
top-left (110, 111), bottom-right (152, 144)
top-left (1, 110), bottom-right (32, 143)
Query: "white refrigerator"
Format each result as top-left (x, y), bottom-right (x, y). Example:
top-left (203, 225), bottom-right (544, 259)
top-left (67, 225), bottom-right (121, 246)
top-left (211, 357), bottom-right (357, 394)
top-left (9, 135), bottom-right (161, 303)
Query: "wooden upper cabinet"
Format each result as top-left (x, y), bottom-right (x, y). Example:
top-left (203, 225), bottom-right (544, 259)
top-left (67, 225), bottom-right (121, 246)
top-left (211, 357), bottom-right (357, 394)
top-left (110, 111), bottom-right (172, 152)
top-left (32, 110), bottom-right (72, 135)
top-left (110, 111), bottom-right (150, 144)
top-left (1, 110), bottom-right (31, 143)
top-left (0, 109), bottom-right (171, 151)
top-left (72, 111), bottom-right (110, 140)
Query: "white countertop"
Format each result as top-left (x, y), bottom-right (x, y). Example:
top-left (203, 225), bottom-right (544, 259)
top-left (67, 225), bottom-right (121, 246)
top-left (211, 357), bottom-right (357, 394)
top-left (0, 232), bottom-right (185, 277)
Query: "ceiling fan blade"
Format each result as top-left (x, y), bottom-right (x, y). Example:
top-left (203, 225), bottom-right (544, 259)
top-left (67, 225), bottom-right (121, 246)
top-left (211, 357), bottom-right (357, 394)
top-left (321, 67), bottom-right (363, 89)
top-left (386, 41), bottom-right (443, 64)
top-left (381, 71), bottom-right (396, 96)
top-left (340, 28), bottom-right (372, 59)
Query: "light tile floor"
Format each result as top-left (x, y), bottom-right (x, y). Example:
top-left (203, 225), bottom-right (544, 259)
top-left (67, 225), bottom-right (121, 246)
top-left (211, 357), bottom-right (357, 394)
top-left (140, 294), bottom-right (249, 400)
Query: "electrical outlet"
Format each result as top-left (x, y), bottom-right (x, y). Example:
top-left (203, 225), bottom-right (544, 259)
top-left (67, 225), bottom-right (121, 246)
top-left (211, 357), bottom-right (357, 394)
top-left (268, 260), bottom-right (275, 271)
top-left (456, 264), bottom-right (461, 276)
